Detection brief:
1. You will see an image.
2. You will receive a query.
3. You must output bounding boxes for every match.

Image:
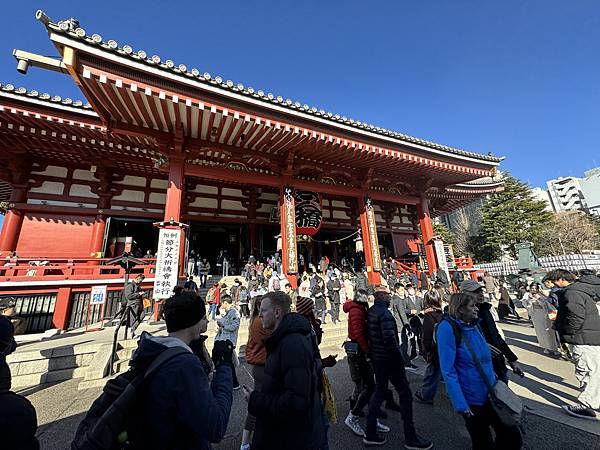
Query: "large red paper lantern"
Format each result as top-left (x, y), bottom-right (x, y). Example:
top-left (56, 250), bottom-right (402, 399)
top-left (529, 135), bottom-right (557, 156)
top-left (294, 191), bottom-right (322, 236)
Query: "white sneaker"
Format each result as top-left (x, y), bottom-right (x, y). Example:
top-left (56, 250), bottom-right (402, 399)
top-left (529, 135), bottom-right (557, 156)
top-left (344, 412), bottom-right (365, 437)
top-left (376, 420), bottom-right (391, 433)
top-left (240, 444), bottom-right (251, 450)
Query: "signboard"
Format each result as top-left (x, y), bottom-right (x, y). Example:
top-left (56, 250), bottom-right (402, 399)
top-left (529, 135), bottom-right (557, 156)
top-left (433, 239), bottom-right (450, 281)
top-left (364, 197), bottom-right (382, 272)
top-left (444, 244), bottom-right (456, 269)
top-left (153, 228), bottom-right (182, 299)
top-left (90, 285), bottom-right (107, 305)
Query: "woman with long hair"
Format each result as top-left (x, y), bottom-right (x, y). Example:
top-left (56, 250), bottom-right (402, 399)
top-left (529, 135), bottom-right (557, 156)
top-left (240, 295), bottom-right (271, 450)
top-left (414, 290), bottom-right (445, 404)
top-left (437, 293), bottom-right (522, 449)
top-left (521, 283), bottom-right (560, 355)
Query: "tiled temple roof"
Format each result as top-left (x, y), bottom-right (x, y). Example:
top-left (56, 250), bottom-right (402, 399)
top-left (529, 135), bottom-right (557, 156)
top-left (37, 11), bottom-right (503, 164)
top-left (0, 82), bottom-right (93, 111)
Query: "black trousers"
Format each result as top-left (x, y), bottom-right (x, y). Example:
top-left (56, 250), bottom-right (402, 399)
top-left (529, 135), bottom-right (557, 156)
top-left (347, 351), bottom-right (375, 415)
top-left (366, 359), bottom-right (416, 440)
top-left (464, 402), bottom-right (522, 450)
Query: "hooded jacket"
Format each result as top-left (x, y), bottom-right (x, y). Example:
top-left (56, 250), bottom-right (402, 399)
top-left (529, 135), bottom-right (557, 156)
top-left (129, 333), bottom-right (232, 450)
top-left (343, 300), bottom-right (369, 353)
top-left (215, 307), bottom-right (240, 347)
top-left (556, 275), bottom-right (600, 346)
top-left (437, 318), bottom-right (497, 413)
top-left (248, 313), bottom-right (326, 450)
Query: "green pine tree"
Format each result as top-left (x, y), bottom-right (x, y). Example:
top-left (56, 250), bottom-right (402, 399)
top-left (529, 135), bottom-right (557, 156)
top-left (472, 174), bottom-right (552, 262)
top-left (433, 222), bottom-right (455, 245)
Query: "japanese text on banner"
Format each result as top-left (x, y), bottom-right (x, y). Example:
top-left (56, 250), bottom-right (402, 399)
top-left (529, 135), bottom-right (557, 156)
top-left (153, 228), bottom-right (181, 299)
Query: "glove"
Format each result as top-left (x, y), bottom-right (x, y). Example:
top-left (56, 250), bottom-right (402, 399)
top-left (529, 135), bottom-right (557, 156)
top-left (212, 339), bottom-right (234, 366)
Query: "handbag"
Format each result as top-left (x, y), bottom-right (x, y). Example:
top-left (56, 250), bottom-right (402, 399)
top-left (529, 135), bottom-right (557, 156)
top-left (142, 298), bottom-right (152, 309)
top-left (460, 331), bottom-right (523, 427)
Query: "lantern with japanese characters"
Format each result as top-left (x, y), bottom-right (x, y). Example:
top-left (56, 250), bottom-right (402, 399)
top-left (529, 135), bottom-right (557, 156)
top-left (294, 191), bottom-right (322, 236)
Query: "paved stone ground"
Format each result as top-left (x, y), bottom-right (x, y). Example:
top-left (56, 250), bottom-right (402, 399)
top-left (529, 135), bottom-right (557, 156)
top-left (22, 320), bottom-right (600, 449)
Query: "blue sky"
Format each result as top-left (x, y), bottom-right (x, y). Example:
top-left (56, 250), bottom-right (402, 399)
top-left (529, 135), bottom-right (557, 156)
top-left (1, 1), bottom-right (599, 188)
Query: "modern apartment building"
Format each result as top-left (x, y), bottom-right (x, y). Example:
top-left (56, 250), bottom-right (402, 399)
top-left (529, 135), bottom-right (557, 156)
top-left (546, 168), bottom-right (600, 216)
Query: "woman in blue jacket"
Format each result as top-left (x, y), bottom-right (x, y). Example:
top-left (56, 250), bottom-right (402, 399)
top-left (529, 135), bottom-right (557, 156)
top-left (437, 293), bottom-right (522, 449)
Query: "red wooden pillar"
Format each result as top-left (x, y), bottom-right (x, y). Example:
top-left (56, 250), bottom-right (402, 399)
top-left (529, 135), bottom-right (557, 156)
top-left (0, 209), bottom-right (24, 256)
top-left (88, 215), bottom-right (107, 263)
top-left (279, 186), bottom-right (298, 289)
top-left (0, 183), bottom-right (27, 258)
top-left (358, 196), bottom-right (382, 285)
top-left (164, 157), bottom-right (186, 276)
top-left (417, 194), bottom-right (438, 274)
top-left (52, 287), bottom-right (73, 330)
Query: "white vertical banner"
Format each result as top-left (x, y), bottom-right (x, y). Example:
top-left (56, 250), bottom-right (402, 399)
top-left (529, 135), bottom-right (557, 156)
top-left (153, 228), bottom-right (182, 299)
top-left (433, 239), bottom-right (450, 281)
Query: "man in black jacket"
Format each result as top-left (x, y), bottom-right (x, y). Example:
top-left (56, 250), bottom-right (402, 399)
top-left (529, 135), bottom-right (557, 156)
top-left (0, 311), bottom-right (39, 449)
top-left (547, 269), bottom-right (600, 420)
top-left (365, 289), bottom-right (432, 449)
top-left (121, 274), bottom-right (146, 337)
top-left (243, 291), bottom-right (327, 450)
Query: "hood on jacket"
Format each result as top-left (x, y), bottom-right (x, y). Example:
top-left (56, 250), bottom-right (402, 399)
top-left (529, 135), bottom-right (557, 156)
top-left (265, 313), bottom-right (311, 352)
top-left (343, 300), bottom-right (367, 314)
top-left (129, 332), bottom-right (191, 371)
top-left (568, 275), bottom-right (600, 298)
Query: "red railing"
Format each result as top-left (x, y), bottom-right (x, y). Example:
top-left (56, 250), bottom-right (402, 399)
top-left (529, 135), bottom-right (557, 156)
top-left (0, 257), bottom-right (156, 283)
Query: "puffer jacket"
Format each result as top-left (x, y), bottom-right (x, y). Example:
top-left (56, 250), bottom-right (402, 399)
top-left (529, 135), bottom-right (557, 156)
top-left (437, 318), bottom-right (496, 413)
top-left (556, 275), bottom-right (600, 345)
top-left (215, 308), bottom-right (240, 347)
top-left (366, 298), bottom-right (401, 363)
top-left (343, 301), bottom-right (369, 353)
top-left (248, 313), bottom-right (327, 450)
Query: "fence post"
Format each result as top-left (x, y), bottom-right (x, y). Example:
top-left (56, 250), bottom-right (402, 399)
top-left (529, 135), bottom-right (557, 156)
top-left (52, 287), bottom-right (73, 330)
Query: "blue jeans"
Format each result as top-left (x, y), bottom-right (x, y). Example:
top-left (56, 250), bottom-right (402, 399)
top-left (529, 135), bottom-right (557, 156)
top-left (209, 304), bottom-right (218, 320)
top-left (418, 361), bottom-right (440, 401)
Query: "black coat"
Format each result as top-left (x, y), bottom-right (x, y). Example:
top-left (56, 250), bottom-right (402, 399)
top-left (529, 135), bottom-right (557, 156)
top-left (356, 273), bottom-right (368, 293)
top-left (477, 302), bottom-right (518, 363)
top-left (367, 298), bottom-right (402, 363)
top-left (556, 275), bottom-right (600, 346)
top-left (249, 313), bottom-right (327, 450)
top-left (121, 281), bottom-right (143, 307)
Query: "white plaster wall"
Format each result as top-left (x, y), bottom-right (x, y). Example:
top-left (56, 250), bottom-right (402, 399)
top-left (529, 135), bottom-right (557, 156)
top-left (114, 175), bottom-right (147, 187)
top-left (29, 181), bottom-right (64, 195)
top-left (149, 193), bottom-right (166, 204)
top-left (150, 179), bottom-right (168, 189)
top-left (112, 189), bottom-right (145, 202)
top-left (72, 169), bottom-right (99, 181)
top-left (69, 184), bottom-right (99, 198)
top-left (31, 165), bottom-right (68, 178)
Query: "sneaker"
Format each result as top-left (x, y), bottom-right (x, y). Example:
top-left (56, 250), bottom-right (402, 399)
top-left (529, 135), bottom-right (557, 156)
top-left (404, 435), bottom-right (433, 450)
top-left (363, 434), bottom-right (387, 446)
top-left (376, 420), bottom-right (390, 433)
top-left (233, 384), bottom-right (241, 391)
top-left (405, 363), bottom-right (418, 371)
top-left (240, 445), bottom-right (251, 450)
top-left (344, 413), bottom-right (365, 437)
top-left (561, 404), bottom-right (597, 420)
top-left (414, 391), bottom-right (434, 405)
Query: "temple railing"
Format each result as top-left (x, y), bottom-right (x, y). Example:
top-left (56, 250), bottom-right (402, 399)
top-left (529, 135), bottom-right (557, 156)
top-left (0, 257), bottom-right (156, 283)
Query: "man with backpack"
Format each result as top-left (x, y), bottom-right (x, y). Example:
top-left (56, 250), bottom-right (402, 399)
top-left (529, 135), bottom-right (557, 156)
top-left (72, 293), bottom-right (234, 449)
top-left (546, 269), bottom-right (600, 420)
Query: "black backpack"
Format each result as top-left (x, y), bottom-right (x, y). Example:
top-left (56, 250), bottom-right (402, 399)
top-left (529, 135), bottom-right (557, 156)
top-left (71, 346), bottom-right (188, 450)
top-left (433, 314), bottom-right (461, 350)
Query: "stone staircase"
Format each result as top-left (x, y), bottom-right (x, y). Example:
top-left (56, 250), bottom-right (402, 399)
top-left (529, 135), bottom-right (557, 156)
top-left (78, 314), bottom-right (349, 390)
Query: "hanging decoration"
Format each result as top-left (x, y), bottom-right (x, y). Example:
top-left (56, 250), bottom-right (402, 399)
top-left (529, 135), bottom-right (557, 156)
top-left (282, 187), bottom-right (298, 274)
top-left (294, 191), bottom-right (322, 236)
top-left (364, 196), bottom-right (382, 272)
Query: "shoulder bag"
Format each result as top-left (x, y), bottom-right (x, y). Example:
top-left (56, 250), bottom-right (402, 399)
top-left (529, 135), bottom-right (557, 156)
top-left (460, 330), bottom-right (523, 427)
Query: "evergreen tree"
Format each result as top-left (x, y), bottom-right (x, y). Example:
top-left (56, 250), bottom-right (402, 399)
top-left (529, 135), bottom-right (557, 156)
top-left (472, 174), bottom-right (552, 262)
top-left (433, 222), bottom-right (454, 245)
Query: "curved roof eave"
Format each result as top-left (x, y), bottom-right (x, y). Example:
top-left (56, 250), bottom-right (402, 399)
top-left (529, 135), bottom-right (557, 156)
top-left (39, 12), bottom-right (503, 167)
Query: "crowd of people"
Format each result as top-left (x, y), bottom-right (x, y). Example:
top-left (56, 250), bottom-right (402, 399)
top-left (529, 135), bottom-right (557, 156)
top-left (2, 256), bottom-right (599, 449)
